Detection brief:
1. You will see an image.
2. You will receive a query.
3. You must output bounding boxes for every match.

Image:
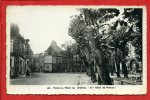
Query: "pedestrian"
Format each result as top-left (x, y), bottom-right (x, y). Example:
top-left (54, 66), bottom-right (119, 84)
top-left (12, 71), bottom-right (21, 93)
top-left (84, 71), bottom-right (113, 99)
top-left (26, 68), bottom-right (31, 77)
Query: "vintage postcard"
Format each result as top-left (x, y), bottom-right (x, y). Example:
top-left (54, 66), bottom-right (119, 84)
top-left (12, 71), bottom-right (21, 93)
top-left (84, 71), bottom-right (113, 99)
top-left (6, 6), bottom-right (147, 94)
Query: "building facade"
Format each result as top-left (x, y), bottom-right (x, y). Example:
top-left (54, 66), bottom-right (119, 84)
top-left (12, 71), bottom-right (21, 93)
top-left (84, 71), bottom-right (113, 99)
top-left (44, 55), bottom-right (69, 72)
top-left (43, 54), bottom-right (86, 72)
top-left (43, 40), bottom-right (86, 73)
top-left (10, 24), bottom-right (33, 78)
top-left (126, 41), bottom-right (141, 73)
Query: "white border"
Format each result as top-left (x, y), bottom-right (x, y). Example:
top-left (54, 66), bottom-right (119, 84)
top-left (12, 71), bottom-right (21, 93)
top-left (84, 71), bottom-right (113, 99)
top-left (6, 6), bottom-right (147, 95)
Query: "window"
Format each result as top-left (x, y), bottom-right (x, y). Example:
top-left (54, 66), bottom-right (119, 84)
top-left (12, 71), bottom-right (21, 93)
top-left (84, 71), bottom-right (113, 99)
top-left (10, 57), bottom-right (14, 67)
top-left (23, 44), bottom-right (25, 52)
top-left (59, 58), bottom-right (61, 63)
top-left (10, 40), bottom-right (13, 53)
top-left (56, 58), bottom-right (58, 63)
top-left (19, 42), bottom-right (22, 52)
top-left (10, 58), bottom-right (12, 67)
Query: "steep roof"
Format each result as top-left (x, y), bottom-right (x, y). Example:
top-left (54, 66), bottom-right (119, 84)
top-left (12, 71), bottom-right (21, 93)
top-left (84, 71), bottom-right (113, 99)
top-left (50, 40), bottom-right (62, 52)
top-left (45, 40), bottom-right (62, 56)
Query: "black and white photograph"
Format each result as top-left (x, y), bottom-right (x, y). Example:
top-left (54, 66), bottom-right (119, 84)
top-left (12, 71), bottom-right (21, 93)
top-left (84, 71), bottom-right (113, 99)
top-left (7, 6), bottom-right (147, 94)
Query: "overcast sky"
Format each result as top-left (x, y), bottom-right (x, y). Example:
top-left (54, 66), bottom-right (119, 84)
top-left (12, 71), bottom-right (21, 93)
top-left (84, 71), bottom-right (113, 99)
top-left (7, 6), bottom-right (80, 54)
top-left (7, 6), bottom-right (128, 54)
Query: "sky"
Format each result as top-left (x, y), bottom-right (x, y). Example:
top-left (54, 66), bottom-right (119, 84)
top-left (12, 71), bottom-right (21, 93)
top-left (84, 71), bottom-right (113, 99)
top-left (7, 6), bottom-right (79, 54)
top-left (6, 6), bottom-right (128, 54)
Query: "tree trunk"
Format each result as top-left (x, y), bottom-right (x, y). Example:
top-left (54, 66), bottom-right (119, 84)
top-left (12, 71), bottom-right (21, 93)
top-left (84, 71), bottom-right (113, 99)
top-left (90, 61), bottom-right (97, 83)
top-left (121, 47), bottom-right (128, 78)
top-left (93, 49), bottom-right (112, 85)
top-left (83, 9), bottom-right (113, 84)
top-left (115, 48), bottom-right (121, 77)
top-left (82, 57), bottom-right (90, 76)
top-left (96, 55), bottom-right (113, 85)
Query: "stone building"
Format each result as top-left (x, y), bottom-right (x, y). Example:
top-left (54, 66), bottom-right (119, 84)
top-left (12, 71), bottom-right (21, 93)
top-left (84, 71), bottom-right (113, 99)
top-left (126, 41), bottom-right (141, 73)
top-left (10, 24), bottom-right (33, 78)
top-left (44, 55), bottom-right (65, 72)
top-left (43, 40), bottom-right (86, 72)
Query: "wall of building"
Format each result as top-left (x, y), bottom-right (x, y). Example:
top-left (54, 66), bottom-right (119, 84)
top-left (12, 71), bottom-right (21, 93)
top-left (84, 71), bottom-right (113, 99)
top-left (10, 24), bottom-right (33, 78)
top-left (44, 55), bottom-right (52, 63)
top-left (10, 56), bottom-right (14, 76)
top-left (43, 55), bottom-right (86, 72)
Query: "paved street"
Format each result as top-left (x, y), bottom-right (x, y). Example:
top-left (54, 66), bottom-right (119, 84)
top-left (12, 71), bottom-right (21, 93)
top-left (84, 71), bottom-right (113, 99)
top-left (10, 73), bottom-right (94, 85)
top-left (10, 72), bottom-right (142, 85)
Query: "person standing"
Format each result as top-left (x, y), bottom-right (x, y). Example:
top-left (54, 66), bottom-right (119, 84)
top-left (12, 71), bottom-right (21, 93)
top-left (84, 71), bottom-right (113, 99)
top-left (26, 67), bottom-right (31, 77)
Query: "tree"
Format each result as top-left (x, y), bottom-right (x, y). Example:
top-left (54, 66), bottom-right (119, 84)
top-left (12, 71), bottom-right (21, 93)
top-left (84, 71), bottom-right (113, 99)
top-left (61, 41), bottom-right (78, 72)
top-left (69, 8), bottom-right (142, 84)
top-left (61, 41), bottom-right (76, 57)
top-left (124, 9), bottom-right (142, 62)
top-left (69, 8), bottom-right (120, 84)
top-left (109, 8), bottom-right (143, 78)
top-left (69, 14), bottom-right (96, 81)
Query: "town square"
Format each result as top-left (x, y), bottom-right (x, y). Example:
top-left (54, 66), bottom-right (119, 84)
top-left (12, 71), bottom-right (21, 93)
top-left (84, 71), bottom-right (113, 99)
top-left (8, 6), bottom-right (144, 86)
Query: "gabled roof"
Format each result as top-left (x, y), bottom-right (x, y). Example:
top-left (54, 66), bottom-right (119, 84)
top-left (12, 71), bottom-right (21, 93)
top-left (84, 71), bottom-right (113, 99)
top-left (45, 40), bottom-right (62, 56)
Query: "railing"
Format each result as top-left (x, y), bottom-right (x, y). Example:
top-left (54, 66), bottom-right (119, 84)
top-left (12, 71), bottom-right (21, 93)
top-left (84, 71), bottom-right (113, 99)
top-left (113, 74), bottom-right (142, 85)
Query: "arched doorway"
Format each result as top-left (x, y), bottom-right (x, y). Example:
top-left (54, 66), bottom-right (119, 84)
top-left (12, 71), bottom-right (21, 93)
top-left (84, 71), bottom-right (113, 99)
top-left (129, 58), bottom-right (139, 73)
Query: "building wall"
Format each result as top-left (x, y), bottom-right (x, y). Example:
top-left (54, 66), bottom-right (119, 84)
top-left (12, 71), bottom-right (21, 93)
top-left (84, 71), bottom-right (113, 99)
top-left (10, 37), bottom-right (27, 77)
top-left (19, 57), bottom-right (26, 75)
top-left (43, 55), bottom-right (86, 72)
top-left (10, 56), bottom-right (14, 76)
top-left (44, 55), bottom-right (66, 72)
top-left (44, 55), bottom-right (52, 63)
top-left (10, 24), bottom-right (33, 78)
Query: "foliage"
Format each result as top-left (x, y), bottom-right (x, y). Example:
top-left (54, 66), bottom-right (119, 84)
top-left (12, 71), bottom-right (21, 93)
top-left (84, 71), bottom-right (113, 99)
top-left (61, 41), bottom-right (77, 57)
top-left (68, 8), bottom-right (142, 84)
